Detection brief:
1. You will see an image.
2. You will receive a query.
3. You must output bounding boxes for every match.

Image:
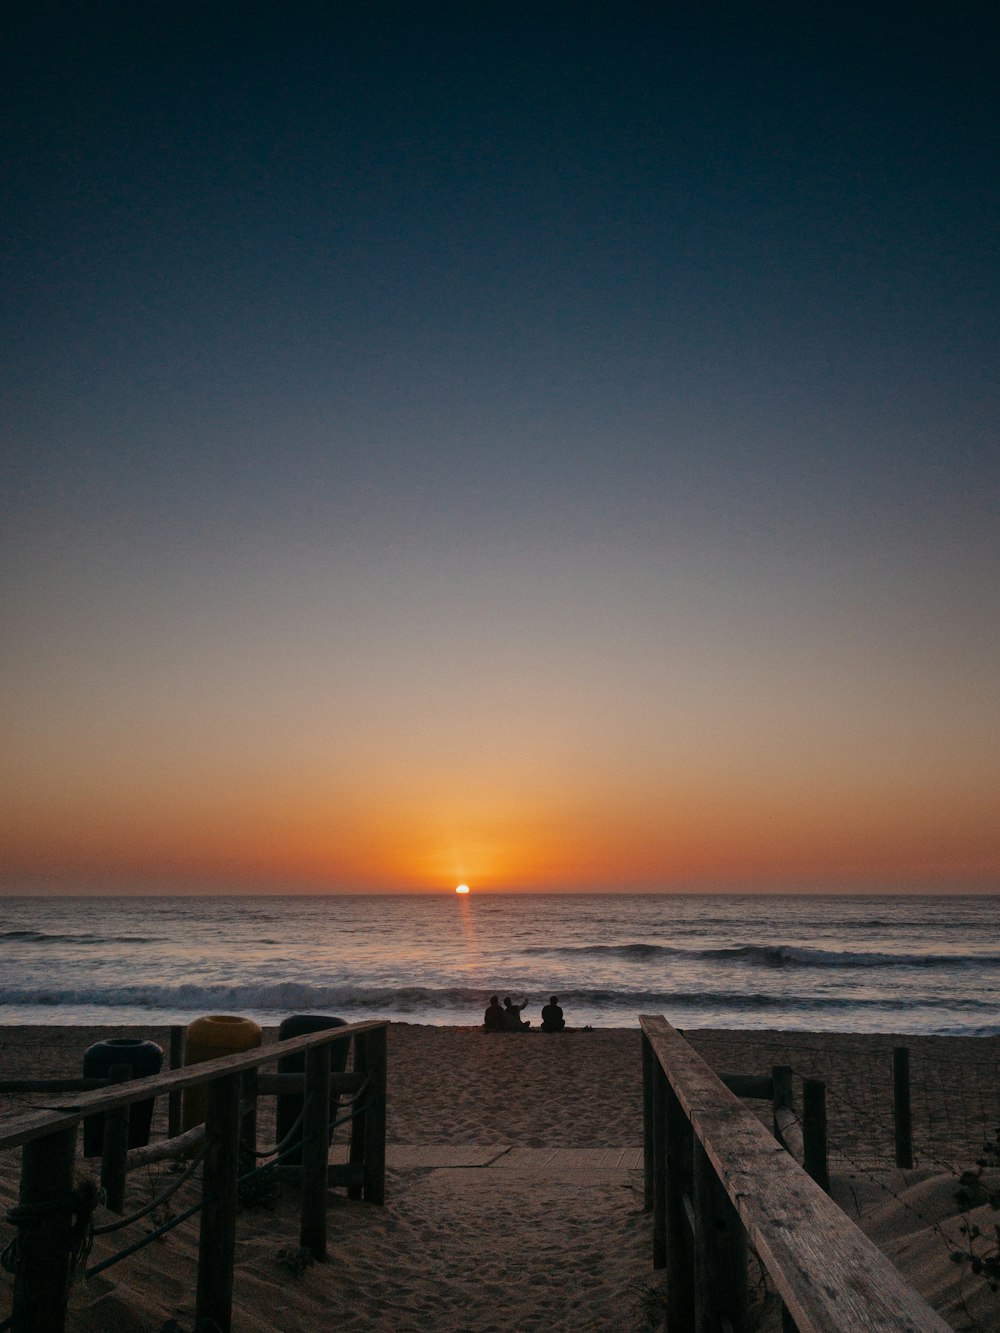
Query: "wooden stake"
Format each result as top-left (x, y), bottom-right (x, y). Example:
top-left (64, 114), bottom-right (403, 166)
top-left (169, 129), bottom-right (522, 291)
top-left (642, 1032), bottom-right (655, 1211)
top-left (300, 1045), bottom-right (331, 1260)
top-left (802, 1078), bottom-right (829, 1194)
top-left (348, 1036), bottom-right (366, 1203)
top-left (893, 1046), bottom-right (913, 1169)
top-left (362, 1026), bottom-right (387, 1205)
top-left (694, 1137), bottom-right (748, 1333)
top-left (168, 1026), bottom-right (184, 1140)
top-left (12, 1126), bottom-right (77, 1333)
top-left (772, 1065), bottom-right (793, 1137)
top-left (239, 1067), bottom-right (258, 1179)
top-left (664, 1078), bottom-right (695, 1331)
top-left (99, 1065), bottom-right (132, 1215)
top-left (651, 1057), bottom-right (667, 1270)
top-left (196, 1073), bottom-right (240, 1333)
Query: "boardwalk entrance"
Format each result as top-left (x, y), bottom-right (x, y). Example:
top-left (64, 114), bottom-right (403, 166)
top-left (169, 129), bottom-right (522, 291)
top-left (641, 1015), bottom-right (950, 1333)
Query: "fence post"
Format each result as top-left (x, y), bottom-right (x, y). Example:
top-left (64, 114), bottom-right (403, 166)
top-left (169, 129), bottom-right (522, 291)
top-left (196, 1072), bottom-right (241, 1333)
top-left (893, 1046), bottom-right (913, 1168)
top-left (772, 1065), bottom-right (793, 1135)
top-left (348, 1034), bottom-right (366, 1203)
top-left (100, 1064), bottom-right (132, 1214)
top-left (11, 1126), bottom-right (78, 1333)
top-left (300, 1044), bottom-right (331, 1260)
top-left (664, 1078), bottom-right (695, 1331)
top-left (361, 1026), bottom-right (387, 1205)
top-left (239, 1067), bottom-right (258, 1179)
top-left (642, 1033), bottom-right (655, 1211)
top-left (772, 1064), bottom-right (799, 1332)
top-left (168, 1026), bottom-right (184, 1139)
top-left (802, 1078), bottom-right (829, 1194)
top-left (693, 1137), bottom-right (748, 1333)
top-left (651, 1057), bottom-right (667, 1269)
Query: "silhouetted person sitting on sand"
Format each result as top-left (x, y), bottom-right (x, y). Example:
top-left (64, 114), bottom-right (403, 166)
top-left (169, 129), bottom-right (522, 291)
top-left (541, 996), bottom-right (565, 1032)
top-left (502, 996), bottom-right (530, 1030)
top-left (484, 995), bottom-right (505, 1032)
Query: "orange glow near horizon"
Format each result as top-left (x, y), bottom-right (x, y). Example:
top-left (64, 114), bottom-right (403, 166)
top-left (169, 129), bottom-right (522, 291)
top-left (1, 687), bottom-right (1000, 895)
top-left (2, 751), bottom-right (999, 893)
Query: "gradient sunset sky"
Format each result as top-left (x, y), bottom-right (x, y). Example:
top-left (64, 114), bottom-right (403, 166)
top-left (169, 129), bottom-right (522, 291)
top-left (2, 3), bottom-right (997, 895)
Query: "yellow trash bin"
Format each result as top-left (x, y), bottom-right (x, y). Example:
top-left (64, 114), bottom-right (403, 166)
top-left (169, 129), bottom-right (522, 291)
top-left (181, 1013), bottom-right (262, 1131)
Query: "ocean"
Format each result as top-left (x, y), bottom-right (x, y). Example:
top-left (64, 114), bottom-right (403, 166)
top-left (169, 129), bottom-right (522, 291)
top-left (0, 893), bottom-right (996, 1035)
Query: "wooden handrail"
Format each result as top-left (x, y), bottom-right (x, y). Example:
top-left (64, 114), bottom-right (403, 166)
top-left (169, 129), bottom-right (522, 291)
top-left (0, 1019), bottom-right (389, 1333)
top-left (640, 1015), bottom-right (949, 1333)
top-left (0, 1019), bottom-right (385, 1151)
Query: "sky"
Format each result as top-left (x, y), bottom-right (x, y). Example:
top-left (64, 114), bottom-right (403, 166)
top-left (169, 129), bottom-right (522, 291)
top-left (2, 3), bottom-right (998, 895)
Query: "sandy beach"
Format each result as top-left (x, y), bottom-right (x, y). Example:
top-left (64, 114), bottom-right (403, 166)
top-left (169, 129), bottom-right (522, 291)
top-left (0, 1023), bottom-right (997, 1331)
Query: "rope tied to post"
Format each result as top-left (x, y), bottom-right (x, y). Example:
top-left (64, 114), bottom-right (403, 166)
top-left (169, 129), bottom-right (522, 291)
top-left (1, 1177), bottom-right (102, 1282)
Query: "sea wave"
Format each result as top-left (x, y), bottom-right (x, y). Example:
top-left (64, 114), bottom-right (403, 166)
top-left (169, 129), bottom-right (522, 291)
top-left (522, 941), bottom-right (1000, 969)
top-left (0, 930), bottom-right (160, 945)
top-left (1, 980), bottom-right (996, 1016)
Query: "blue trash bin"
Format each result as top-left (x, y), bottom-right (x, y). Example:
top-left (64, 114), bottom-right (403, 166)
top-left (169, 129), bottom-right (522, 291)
top-left (276, 1014), bottom-right (349, 1165)
top-left (82, 1037), bottom-right (163, 1157)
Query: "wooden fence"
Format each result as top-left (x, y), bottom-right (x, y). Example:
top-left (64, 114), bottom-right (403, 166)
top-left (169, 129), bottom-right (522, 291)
top-left (0, 1019), bottom-right (388, 1333)
top-left (717, 1066), bottom-right (829, 1194)
top-left (640, 1015), bottom-right (949, 1333)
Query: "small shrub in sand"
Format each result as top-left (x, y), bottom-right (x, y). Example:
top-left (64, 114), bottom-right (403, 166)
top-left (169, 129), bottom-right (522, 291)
top-left (951, 1125), bottom-right (1000, 1296)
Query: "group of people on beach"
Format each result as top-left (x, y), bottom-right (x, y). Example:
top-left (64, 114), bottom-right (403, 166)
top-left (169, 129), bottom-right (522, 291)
top-left (483, 994), bottom-right (566, 1033)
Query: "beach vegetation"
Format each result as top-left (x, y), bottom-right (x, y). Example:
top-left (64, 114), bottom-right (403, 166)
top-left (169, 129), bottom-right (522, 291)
top-left (236, 1168), bottom-right (279, 1212)
top-left (631, 1261), bottom-right (774, 1330)
top-left (632, 1277), bottom-right (669, 1327)
top-left (951, 1126), bottom-right (1000, 1296)
top-left (275, 1244), bottom-right (315, 1276)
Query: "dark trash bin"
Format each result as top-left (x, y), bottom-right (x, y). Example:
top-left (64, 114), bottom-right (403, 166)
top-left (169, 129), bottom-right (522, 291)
top-left (82, 1037), bottom-right (163, 1157)
top-left (276, 1014), bottom-right (350, 1165)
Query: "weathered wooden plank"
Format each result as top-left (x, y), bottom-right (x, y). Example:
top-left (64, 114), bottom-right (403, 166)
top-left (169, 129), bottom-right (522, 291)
top-left (300, 1045), bottom-right (331, 1260)
top-left (802, 1079), bottom-right (829, 1194)
top-left (651, 1056), bottom-right (667, 1269)
top-left (11, 1126), bottom-right (77, 1333)
top-left (893, 1047), bottom-right (913, 1169)
top-left (694, 1136), bottom-right (748, 1333)
top-left (665, 1077), bottom-right (695, 1328)
top-left (168, 1025), bottom-right (184, 1139)
top-left (255, 1071), bottom-right (366, 1097)
top-left (772, 1065), bottom-right (794, 1137)
top-left (239, 1067), bottom-right (258, 1179)
top-left (547, 1148), bottom-right (610, 1168)
top-left (360, 1025), bottom-right (387, 1204)
top-left (642, 1031), bottom-right (655, 1210)
top-left (99, 1065), bottom-right (131, 1214)
top-left (196, 1072), bottom-right (240, 1333)
top-left (0, 1021), bottom-right (386, 1151)
top-left (775, 1104), bottom-right (805, 1164)
top-left (126, 1123), bottom-right (206, 1169)
top-left (640, 1016), bottom-right (950, 1333)
top-left (349, 1034), bottom-right (370, 1205)
top-left (0, 1079), bottom-right (110, 1093)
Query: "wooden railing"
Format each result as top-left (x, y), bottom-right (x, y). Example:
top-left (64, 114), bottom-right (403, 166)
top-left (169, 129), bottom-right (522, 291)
top-left (718, 1066), bottom-right (830, 1194)
top-left (640, 1015), bottom-right (949, 1333)
top-left (0, 1020), bottom-right (388, 1333)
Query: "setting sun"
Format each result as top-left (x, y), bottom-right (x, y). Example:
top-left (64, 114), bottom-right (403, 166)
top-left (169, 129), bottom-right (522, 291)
top-left (455, 884), bottom-right (470, 894)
